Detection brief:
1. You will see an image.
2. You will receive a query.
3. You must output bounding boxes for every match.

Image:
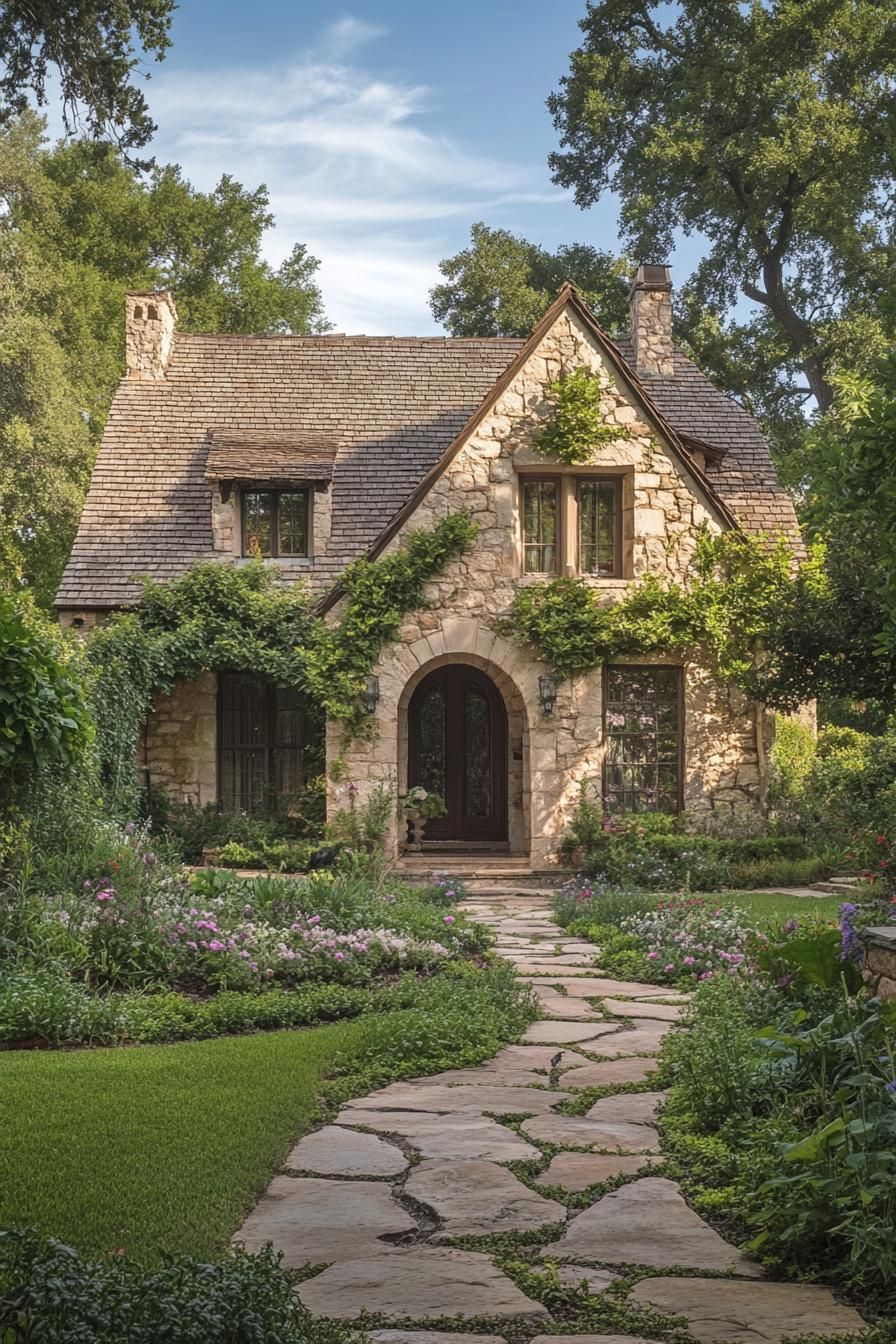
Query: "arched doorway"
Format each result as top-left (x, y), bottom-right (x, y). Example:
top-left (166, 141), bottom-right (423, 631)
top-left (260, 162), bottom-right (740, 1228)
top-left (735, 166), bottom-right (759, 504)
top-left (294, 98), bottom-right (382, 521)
top-left (407, 664), bottom-right (507, 843)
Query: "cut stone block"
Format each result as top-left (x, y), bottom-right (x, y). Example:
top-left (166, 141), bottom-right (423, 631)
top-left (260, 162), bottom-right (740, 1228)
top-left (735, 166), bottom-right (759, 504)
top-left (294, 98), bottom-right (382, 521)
top-left (586, 1091), bottom-right (668, 1125)
top-left (345, 1082), bottom-right (569, 1115)
top-left (405, 1158), bottom-right (565, 1237)
top-left (297, 1247), bottom-right (550, 1320)
top-left (286, 1125), bottom-right (407, 1177)
top-left (628, 1277), bottom-right (866, 1343)
top-left (526, 978), bottom-right (686, 1000)
top-left (335, 1110), bottom-right (540, 1162)
top-left (523, 1020), bottom-right (621, 1044)
top-left (542, 1178), bottom-right (761, 1274)
top-left (234, 1176), bottom-right (416, 1266)
top-left (559, 1059), bottom-right (658, 1088)
top-left (521, 1114), bottom-right (660, 1153)
top-left (539, 1152), bottom-right (661, 1192)
top-left (533, 993), bottom-right (606, 1020)
top-left (554, 1267), bottom-right (620, 1294)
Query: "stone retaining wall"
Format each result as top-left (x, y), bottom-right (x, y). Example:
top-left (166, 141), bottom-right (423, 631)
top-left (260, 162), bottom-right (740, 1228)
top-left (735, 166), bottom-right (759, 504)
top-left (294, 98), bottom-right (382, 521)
top-left (860, 926), bottom-right (896, 999)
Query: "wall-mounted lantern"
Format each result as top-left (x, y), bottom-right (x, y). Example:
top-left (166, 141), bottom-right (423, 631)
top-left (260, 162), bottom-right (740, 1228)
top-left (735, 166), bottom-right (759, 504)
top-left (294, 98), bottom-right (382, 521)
top-left (362, 674), bottom-right (380, 715)
top-left (538, 674), bottom-right (557, 717)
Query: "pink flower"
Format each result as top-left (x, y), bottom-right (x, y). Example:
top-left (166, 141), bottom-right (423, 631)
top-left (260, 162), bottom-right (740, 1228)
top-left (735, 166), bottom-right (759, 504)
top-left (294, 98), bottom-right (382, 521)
top-left (308, 915), bottom-right (321, 926)
top-left (663, 963), bottom-right (675, 973)
top-left (683, 956), bottom-right (695, 966)
top-left (647, 951), bottom-right (659, 960)
top-left (444, 915), bottom-right (455, 925)
top-left (208, 940), bottom-right (225, 952)
top-left (334, 952), bottom-right (345, 961)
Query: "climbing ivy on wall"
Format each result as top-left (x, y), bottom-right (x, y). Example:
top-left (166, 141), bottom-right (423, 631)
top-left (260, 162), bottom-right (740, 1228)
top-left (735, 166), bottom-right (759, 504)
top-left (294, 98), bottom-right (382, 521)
top-left (534, 364), bottom-right (621, 465)
top-left (500, 530), bottom-right (801, 690)
top-left (86, 512), bottom-right (477, 814)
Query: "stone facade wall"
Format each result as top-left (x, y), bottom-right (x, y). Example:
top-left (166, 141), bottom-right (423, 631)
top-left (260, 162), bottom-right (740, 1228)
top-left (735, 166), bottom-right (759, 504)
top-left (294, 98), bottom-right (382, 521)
top-left (140, 672), bottom-right (217, 806)
top-left (329, 309), bottom-right (766, 862)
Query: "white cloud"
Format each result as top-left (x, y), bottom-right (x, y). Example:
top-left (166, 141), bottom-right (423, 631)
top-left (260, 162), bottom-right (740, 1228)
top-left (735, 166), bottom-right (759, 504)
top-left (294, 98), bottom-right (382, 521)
top-left (145, 25), bottom-right (568, 332)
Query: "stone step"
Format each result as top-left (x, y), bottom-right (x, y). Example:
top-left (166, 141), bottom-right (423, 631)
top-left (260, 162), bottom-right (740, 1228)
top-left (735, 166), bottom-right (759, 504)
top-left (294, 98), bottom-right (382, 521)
top-left (810, 879), bottom-right (862, 894)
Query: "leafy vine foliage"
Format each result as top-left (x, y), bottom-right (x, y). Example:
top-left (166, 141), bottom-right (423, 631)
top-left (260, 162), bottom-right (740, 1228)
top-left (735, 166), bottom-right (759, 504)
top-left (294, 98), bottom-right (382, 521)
top-left (534, 364), bottom-right (620, 465)
top-left (501, 530), bottom-right (799, 693)
top-left (86, 513), bottom-right (477, 814)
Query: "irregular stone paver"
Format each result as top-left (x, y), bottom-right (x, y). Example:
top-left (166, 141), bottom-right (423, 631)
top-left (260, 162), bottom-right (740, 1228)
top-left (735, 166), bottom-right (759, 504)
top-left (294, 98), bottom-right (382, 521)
top-left (481, 1044), bottom-right (592, 1073)
top-left (235, 1176), bottom-right (416, 1265)
top-left (554, 1267), bottom-right (620, 1294)
top-left (542, 1178), bottom-right (762, 1274)
top-left (368, 1334), bottom-right (506, 1344)
top-left (522, 1114), bottom-right (660, 1153)
top-left (297, 1247), bottom-right (550, 1320)
top-left (405, 1158), bottom-right (565, 1237)
top-left (526, 978), bottom-right (688, 1001)
top-left (523, 1020), bottom-right (621, 1044)
top-left (408, 1067), bottom-right (549, 1087)
top-left (532, 991), bottom-right (606, 1020)
top-left (586, 1091), bottom-right (668, 1125)
top-left (559, 1058), bottom-right (658, 1088)
top-left (601, 998), bottom-right (684, 1022)
top-left (286, 1125), bottom-right (407, 1177)
top-left (628, 1278), bottom-right (866, 1343)
top-left (539, 1152), bottom-right (661, 1192)
top-left (346, 1083), bottom-right (569, 1115)
top-left (532, 1336), bottom-right (660, 1344)
top-left (335, 1110), bottom-right (540, 1162)
top-left (583, 1025), bottom-right (672, 1056)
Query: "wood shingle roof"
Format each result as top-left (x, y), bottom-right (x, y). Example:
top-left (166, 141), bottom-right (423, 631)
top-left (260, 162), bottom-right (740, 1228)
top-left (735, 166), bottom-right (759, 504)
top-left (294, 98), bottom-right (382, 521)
top-left (56, 321), bottom-right (801, 611)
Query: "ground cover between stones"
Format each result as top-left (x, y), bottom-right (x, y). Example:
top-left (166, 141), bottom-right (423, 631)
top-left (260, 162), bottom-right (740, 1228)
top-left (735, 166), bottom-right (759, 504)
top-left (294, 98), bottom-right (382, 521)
top-left (234, 891), bottom-right (868, 1344)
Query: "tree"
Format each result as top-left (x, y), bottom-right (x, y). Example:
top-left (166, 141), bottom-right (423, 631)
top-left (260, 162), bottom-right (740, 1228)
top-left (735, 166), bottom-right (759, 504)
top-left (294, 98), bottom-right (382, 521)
top-left (548, 1), bottom-right (896, 418)
top-left (0, 114), bottom-right (330, 606)
top-left (430, 222), bottom-right (630, 337)
top-left (0, 0), bottom-right (174, 155)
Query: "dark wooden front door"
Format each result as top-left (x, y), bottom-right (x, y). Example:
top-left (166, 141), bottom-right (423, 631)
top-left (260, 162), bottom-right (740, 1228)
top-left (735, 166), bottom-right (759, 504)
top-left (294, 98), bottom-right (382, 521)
top-left (408, 665), bottom-right (507, 843)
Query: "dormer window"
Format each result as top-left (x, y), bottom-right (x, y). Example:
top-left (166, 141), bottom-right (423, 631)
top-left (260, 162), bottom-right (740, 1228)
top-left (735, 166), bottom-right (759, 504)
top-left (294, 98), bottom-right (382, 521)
top-left (242, 489), bottom-right (310, 558)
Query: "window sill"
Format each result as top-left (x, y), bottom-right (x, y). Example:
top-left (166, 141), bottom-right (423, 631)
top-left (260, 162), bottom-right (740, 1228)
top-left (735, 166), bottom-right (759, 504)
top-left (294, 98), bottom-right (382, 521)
top-left (235, 555), bottom-right (314, 567)
top-left (517, 573), bottom-right (632, 586)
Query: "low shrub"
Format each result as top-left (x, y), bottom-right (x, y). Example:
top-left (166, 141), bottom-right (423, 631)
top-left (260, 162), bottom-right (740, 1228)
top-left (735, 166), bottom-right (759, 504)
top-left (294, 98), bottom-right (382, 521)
top-left (0, 1231), bottom-right (354, 1344)
top-left (146, 791), bottom-right (325, 865)
top-left (578, 828), bottom-right (830, 891)
top-left (661, 948), bottom-right (896, 1312)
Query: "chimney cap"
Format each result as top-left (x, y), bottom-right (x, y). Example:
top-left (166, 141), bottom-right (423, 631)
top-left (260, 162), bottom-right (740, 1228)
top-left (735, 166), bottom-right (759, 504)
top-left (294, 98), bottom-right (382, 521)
top-left (629, 264), bottom-right (672, 295)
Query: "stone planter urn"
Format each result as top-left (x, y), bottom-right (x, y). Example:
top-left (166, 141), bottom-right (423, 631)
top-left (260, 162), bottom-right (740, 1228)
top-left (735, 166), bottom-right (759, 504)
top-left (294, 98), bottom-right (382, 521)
top-left (398, 787), bottom-right (447, 854)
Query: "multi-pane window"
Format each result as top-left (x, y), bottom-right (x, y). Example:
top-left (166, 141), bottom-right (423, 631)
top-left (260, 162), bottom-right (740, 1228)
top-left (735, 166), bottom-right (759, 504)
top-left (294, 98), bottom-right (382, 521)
top-left (242, 489), bottom-right (310, 557)
top-left (522, 478), bottom-right (558, 573)
top-left (218, 671), bottom-right (322, 814)
top-left (578, 479), bottom-right (619, 575)
top-left (603, 665), bottom-right (682, 814)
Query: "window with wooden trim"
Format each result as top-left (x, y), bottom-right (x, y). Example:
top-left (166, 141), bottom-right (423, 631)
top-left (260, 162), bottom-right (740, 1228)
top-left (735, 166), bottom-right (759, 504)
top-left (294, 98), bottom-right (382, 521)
top-left (603, 665), bottom-right (682, 814)
top-left (218, 671), bottom-right (322, 814)
top-left (522, 477), bottom-right (559, 573)
top-left (242, 489), bottom-right (310, 558)
top-left (578, 479), bottom-right (620, 576)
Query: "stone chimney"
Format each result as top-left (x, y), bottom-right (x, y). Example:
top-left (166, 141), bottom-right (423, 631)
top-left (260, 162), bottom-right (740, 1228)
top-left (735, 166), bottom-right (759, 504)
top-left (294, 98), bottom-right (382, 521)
top-left (629, 264), bottom-right (674, 375)
top-left (125, 291), bottom-right (177, 380)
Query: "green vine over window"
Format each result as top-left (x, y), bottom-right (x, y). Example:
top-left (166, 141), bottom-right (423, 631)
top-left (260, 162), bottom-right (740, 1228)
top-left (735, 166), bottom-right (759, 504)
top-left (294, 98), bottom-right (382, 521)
top-left (534, 364), bottom-right (622, 465)
top-left (499, 530), bottom-right (799, 689)
top-left (87, 512), bottom-right (477, 813)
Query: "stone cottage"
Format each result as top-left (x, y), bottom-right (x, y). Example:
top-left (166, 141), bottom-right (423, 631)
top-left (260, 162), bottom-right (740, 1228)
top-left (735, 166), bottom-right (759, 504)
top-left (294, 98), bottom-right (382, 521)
top-left (56, 269), bottom-right (802, 865)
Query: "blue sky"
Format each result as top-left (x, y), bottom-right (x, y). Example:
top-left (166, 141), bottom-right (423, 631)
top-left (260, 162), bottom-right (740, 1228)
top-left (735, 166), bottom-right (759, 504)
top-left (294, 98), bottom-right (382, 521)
top-left (139, 2), bottom-right (698, 332)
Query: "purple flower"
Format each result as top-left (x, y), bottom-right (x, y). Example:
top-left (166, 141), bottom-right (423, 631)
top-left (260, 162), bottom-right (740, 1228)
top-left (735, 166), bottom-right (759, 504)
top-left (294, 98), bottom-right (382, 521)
top-left (142, 851), bottom-right (157, 866)
top-left (443, 915), bottom-right (455, 925)
top-left (839, 902), bottom-right (862, 963)
top-left (885, 1079), bottom-right (896, 1096)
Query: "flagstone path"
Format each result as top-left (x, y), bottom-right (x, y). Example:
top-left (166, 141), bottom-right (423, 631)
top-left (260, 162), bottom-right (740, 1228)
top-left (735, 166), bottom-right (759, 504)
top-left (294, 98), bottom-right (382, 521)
top-left (235, 886), bottom-right (867, 1344)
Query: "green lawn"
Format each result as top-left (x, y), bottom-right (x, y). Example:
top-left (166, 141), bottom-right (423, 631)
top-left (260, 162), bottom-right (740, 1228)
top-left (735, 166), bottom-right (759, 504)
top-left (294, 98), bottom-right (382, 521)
top-left (715, 889), bottom-right (843, 927)
top-left (0, 1020), bottom-right (366, 1264)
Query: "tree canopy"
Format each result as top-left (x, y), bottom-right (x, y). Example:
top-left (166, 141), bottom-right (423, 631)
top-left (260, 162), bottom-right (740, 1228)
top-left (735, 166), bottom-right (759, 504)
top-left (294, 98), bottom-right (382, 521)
top-left (548, 0), bottom-right (896, 424)
top-left (430, 222), bottom-right (630, 337)
top-left (0, 114), bottom-right (329, 606)
top-left (0, 0), bottom-right (175, 154)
